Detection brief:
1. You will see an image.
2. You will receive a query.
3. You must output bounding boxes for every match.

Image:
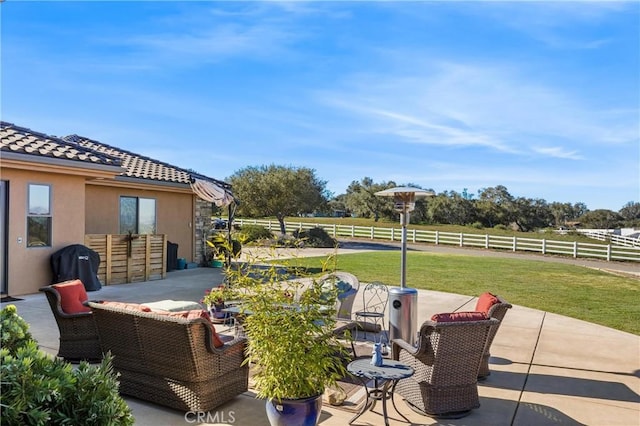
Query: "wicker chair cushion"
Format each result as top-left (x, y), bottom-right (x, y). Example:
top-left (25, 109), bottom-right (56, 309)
top-left (431, 311), bottom-right (487, 322)
top-left (101, 301), bottom-right (152, 312)
top-left (158, 309), bottom-right (225, 348)
top-left (52, 280), bottom-right (91, 314)
top-left (475, 292), bottom-right (500, 315)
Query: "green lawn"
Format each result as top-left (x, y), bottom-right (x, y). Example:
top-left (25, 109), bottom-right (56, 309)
top-left (287, 251), bottom-right (640, 335)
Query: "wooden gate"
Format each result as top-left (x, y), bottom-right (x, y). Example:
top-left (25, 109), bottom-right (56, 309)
top-left (84, 234), bottom-right (167, 285)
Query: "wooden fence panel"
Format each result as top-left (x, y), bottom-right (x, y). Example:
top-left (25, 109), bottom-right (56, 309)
top-left (84, 234), bottom-right (167, 285)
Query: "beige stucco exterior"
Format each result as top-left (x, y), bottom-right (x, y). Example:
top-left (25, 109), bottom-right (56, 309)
top-left (1, 165), bottom-right (205, 296)
top-left (2, 168), bottom-right (88, 295)
top-left (85, 182), bottom-right (196, 262)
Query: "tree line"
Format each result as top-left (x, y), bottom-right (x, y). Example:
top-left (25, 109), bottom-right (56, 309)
top-left (227, 165), bottom-right (640, 234)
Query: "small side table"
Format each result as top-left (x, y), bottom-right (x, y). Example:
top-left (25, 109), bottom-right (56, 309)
top-left (347, 358), bottom-right (414, 426)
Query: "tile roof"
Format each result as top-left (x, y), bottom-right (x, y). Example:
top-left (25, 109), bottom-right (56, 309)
top-left (0, 122), bottom-right (230, 189)
top-left (1, 121), bottom-right (121, 167)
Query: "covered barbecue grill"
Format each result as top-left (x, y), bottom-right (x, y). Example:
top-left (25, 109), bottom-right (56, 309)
top-left (50, 244), bottom-right (102, 291)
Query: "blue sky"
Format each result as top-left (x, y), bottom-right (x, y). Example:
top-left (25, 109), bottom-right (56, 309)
top-left (2, 1), bottom-right (638, 211)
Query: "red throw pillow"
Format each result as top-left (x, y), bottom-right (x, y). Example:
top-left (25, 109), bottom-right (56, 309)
top-left (101, 301), bottom-right (152, 312)
top-left (159, 309), bottom-right (224, 348)
top-left (52, 280), bottom-right (91, 314)
top-left (475, 292), bottom-right (500, 315)
top-left (431, 311), bottom-right (487, 322)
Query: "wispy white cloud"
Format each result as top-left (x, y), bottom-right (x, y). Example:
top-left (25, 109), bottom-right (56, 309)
top-left (314, 58), bottom-right (638, 161)
top-left (532, 146), bottom-right (583, 160)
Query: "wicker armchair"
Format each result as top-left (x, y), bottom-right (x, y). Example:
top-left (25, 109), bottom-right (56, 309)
top-left (477, 295), bottom-right (512, 379)
top-left (392, 318), bottom-right (500, 418)
top-left (39, 285), bottom-right (102, 362)
top-left (87, 301), bottom-right (248, 412)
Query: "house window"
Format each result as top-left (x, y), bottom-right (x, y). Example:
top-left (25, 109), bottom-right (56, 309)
top-left (119, 196), bottom-right (156, 234)
top-left (27, 184), bottom-right (52, 247)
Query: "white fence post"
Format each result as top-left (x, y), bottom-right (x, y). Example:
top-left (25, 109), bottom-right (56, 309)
top-left (412, 229), bottom-right (416, 243)
top-left (513, 236), bottom-right (517, 252)
top-left (435, 231), bottom-right (439, 245)
top-left (607, 245), bottom-right (611, 261)
top-left (542, 239), bottom-right (546, 255)
top-left (351, 225), bottom-right (355, 238)
top-left (573, 241), bottom-right (578, 258)
top-left (485, 234), bottom-right (489, 249)
top-left (459, 233), bottom-right (464, 247)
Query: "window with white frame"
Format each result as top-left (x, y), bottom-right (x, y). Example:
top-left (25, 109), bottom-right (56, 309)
top-left (119, 196), bottom-right (157, 234)
top-left (27, 184), bottom-right (52, 247)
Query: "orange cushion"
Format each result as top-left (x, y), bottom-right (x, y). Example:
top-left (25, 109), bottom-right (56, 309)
top-left (157, 309), bottom-right (224, 348)
top-left (52, 280), bottom-right (91, 314)
top-left (431, 311), bottom-right (487, 322)
top-left (475, 292), bottom-right (500, 315)
top-left (101, 301), bottom-right (152, 312)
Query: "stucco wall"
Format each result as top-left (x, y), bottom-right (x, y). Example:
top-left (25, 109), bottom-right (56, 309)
top-left (85, 184), bottom-right (195, 262)
top-left (3, 169), bottom-right (86, 295)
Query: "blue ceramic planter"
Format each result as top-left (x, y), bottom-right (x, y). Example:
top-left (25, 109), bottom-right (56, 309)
top-left (265, 394), bottom-right (323, 426)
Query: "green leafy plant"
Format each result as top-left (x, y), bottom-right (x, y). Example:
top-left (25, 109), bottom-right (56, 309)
top-left (205, 232), bottom-right (242, 263)
top-left (201, 285), bottom-right (228, 307)
top-left (237, 224), bottom-right (274, 244)
top-left (227, 255), bottom-right (348, 401)
top-left (1, 304), bottom-right (33, 356)
top-left (0, 305), bottom-right (133, 425)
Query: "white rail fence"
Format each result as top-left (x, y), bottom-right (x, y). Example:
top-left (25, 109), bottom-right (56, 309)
top-left (575, 230), bottom-right (640, 248)
top-left (234, 219), bottom-right (640, 263)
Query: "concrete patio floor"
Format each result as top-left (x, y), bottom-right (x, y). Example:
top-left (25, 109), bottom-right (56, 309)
top-left (4, 245), bottom-right (640, 426)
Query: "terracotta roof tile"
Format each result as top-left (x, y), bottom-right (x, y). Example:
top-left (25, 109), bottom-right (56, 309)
top-left (1, 122), bottom-right (121, 167)
top-left (0, 122), bottom-right (229, 189)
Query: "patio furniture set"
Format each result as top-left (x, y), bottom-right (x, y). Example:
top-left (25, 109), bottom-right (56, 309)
top-left (40, 275), bottom-right (511, 421)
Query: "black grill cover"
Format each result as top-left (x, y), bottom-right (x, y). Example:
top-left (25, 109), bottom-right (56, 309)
top-left (50, 244), bottom-right (102, 291)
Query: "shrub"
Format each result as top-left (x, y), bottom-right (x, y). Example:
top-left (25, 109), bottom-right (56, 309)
top-left (470, 221), bottom-right (484, 230)
top-left (0, 305), bottom-right (133, 425)
top-left (493, 224), bottom-right (508, 231)
top-left (293, 227), bottom-right (337, 248)
top-left (1, 304), bottom-right (33, 355)
top-left (237, 224), bottom-right (273, 243)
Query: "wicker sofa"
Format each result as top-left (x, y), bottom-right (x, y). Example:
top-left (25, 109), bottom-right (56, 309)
top-left (392, 317), bottom-right (500, 418)
top-left (87, 301), bottom-right (248, 412)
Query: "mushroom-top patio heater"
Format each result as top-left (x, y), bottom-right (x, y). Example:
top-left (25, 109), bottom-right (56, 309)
top-left (375, 186), bottom-right (434, 345)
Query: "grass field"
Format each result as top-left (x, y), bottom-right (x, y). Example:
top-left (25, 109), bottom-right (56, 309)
top-left (286, 251), bottom-right (640, 335)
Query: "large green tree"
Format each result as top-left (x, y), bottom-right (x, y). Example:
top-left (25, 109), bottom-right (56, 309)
top-left (578, 209), bottom-right (623, 229)
top-left (475, 185), bottom-right (515, 227)
top-left (427, 190), bottom-right (476, 225)
top-left (229, 165), bottom-right (328, 235)
top-left (619, 201), bottom-right (640, 226)
top-left (343, 177), bottom-right (396, 221)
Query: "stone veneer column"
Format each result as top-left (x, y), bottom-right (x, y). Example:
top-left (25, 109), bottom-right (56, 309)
top-left (194, 198), bottom-right (213, 265)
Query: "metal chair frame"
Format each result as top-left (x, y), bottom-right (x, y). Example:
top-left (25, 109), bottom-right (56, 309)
top-left (354, 282), bottom-right (389, 344)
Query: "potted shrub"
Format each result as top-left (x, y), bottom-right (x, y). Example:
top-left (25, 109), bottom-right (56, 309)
top-left (205, 232), bottom-right (242, 268)
top-left (226, 258), bottom-right (349, 426)
top-left (201, 285), bottom-right (228, 320)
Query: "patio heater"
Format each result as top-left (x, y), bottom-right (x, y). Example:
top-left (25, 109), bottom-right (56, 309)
top-left (375, 186), bottom-right (434, 346)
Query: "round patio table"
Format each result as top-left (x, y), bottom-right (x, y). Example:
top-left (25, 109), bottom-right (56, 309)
top-left (347, 358), bottom-right (414, 426)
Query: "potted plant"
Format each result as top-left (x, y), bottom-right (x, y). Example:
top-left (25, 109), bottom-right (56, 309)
top-left (205, 231), bottom-right (242, 268)
top-left (226, 257), bottom-right (349, 426)
top-left (201, 285), bottom-right (228, 320)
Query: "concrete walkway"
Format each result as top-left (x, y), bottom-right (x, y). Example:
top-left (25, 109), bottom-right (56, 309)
top-left (4, 244), bottom-right (639, 426)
